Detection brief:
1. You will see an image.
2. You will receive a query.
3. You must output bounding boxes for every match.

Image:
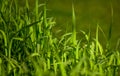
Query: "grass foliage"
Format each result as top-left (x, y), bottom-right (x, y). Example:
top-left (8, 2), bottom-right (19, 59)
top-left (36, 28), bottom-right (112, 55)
top-left (0, 0), bottom-right (120, 76)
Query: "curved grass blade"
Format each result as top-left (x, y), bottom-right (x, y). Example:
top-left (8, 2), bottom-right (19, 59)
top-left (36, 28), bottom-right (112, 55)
top-left (0, 30), bottom-right (7, 56)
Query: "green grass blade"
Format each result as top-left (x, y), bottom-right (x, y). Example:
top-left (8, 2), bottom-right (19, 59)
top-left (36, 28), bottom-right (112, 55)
top-left (71, 3), bottom-right (76, 46)
top-left (95, 24), bottom-right (99, 56)
top-left (0, 30), bottom-right (7, 56)
top-left (107, 1), bottom-right (113, 49)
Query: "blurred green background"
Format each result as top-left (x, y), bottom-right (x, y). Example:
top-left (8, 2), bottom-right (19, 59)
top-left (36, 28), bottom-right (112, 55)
top-left (19, 0), bottom-right (120, 48)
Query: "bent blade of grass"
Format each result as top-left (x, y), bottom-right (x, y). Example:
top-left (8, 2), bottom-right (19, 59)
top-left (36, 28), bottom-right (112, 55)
top-left (80, 30), bottom-right (89, 41)
top-left (29, 53), bottom-right (40, 57)
top-left (98, 25), bottom-right (107, 41)
top-left (0, 30), bottom-right (7, 56)
top-left (98, 41), bottom-right (103, 55)
top-left (9, 37), bottom-right (24, 58)
top-left (59, 33), bottom-right (72, 42)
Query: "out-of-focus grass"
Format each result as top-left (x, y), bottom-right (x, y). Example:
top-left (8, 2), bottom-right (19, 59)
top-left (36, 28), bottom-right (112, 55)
top-left (0, 0), bottom-right (120, 76)
top-left (18, 0), bottom-right (120, 47)
top-left (46, 0), bottom-right (120, 48)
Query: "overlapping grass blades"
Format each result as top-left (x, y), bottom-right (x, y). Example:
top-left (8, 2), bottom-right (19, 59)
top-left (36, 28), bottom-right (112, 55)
top-left (0, 0), bottom-right (120, 76)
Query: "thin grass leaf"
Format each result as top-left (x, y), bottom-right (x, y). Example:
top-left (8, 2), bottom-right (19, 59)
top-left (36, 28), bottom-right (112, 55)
top-left (107, 1), bottom-right (113, 50)
top-left (0, 30), bottom-right (7, 56)
top-left (58, 33), bottom-right (72, 45)
top-left (30, 53), bottom-right (40, 57)
top-left (80, 30), bottom-right (89, 41)
top-left (95, 24), bottom-right (99, 56)
top-left (71, 3), bottom-right (76, 46)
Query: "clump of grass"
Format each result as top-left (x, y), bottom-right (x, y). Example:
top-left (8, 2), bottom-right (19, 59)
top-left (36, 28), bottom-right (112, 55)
top-left (0, 0), bottom-right (120, 76)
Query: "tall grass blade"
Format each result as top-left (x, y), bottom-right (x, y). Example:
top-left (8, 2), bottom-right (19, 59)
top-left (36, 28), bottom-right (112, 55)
top-left (71, 3), bottom-right (76, 46)
top-left (95, 24), bottom-right (99, 56)
top-left (107, 1), bottom-right (113, 49)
